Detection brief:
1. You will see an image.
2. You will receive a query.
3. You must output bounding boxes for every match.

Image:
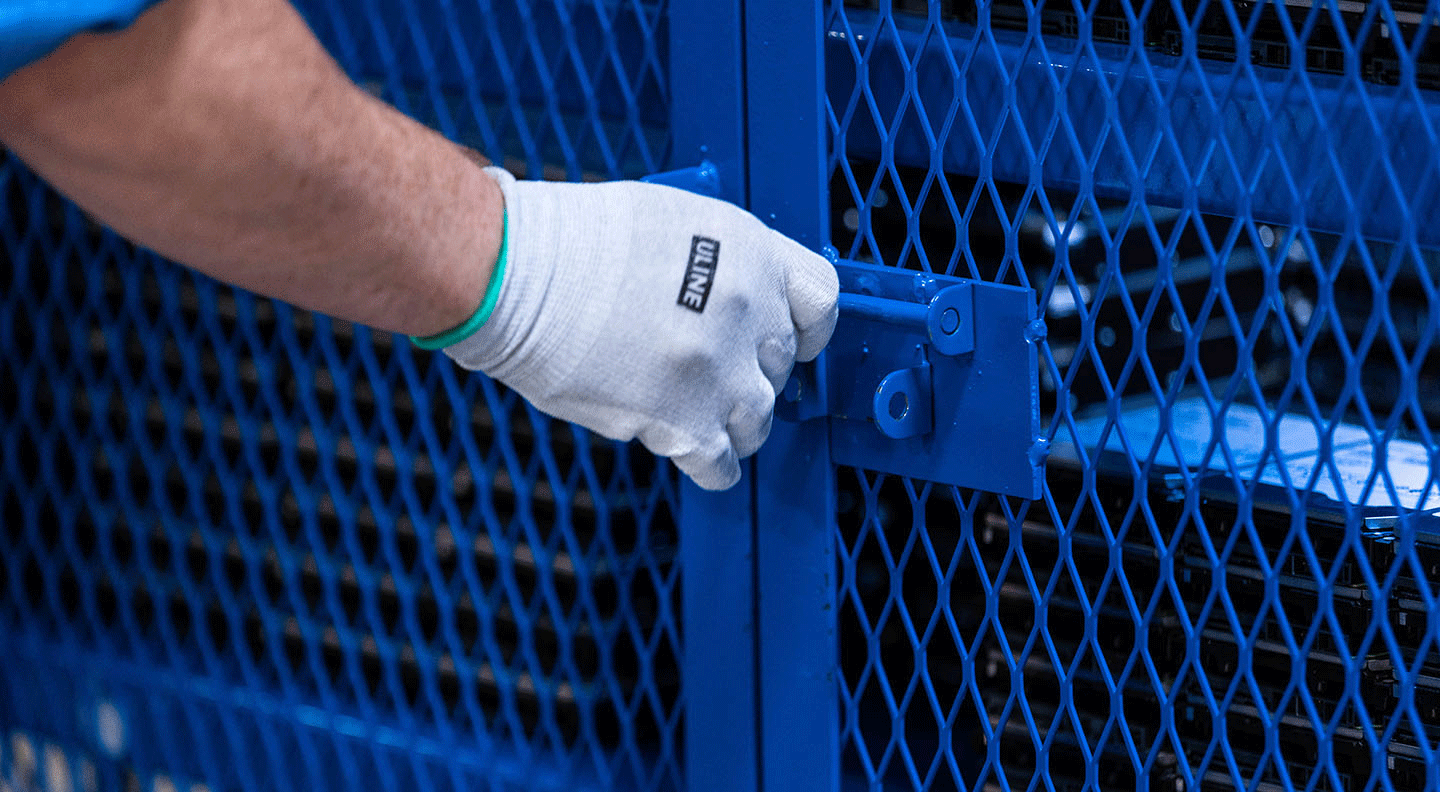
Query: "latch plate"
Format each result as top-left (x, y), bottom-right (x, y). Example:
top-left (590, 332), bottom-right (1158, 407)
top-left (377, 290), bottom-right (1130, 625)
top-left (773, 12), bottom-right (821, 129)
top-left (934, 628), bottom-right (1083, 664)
top-left (778, 261), bottom-right (1044, 499)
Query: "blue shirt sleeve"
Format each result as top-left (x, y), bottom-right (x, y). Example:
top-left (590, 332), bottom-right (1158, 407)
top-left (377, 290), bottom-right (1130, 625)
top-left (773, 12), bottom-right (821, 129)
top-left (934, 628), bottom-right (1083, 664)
top-left (1, 0), bottom-right (164, 81)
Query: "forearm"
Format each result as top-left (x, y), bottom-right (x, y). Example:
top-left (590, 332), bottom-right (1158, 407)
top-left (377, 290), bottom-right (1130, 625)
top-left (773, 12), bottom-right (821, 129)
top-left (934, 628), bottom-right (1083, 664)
top-left (0, 0), bottom-right (501, 338)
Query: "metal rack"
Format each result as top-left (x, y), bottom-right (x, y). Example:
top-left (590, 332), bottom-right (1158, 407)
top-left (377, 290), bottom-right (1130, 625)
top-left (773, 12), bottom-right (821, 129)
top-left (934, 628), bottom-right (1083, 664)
top-left (5, 0), bottom-right (1440, 790)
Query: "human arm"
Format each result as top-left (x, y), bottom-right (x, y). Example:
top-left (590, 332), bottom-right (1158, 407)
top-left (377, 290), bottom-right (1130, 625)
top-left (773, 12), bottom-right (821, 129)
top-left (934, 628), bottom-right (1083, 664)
top-left (0, 0), bottom-right (499, 338)
top-left (0, 0), bottom-right (839, 489)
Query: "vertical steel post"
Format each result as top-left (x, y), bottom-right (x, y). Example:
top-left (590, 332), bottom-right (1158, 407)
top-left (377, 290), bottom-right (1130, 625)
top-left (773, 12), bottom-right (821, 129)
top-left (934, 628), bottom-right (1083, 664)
top-left (672, 1), bottom-right (836, 787)
top-left (670, 3), bottom-right (760, 791)
top-left (746, 1), bottom-right (840, 790)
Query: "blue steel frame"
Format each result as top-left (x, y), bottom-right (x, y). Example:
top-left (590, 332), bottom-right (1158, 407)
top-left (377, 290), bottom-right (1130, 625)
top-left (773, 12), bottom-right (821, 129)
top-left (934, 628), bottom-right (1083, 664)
top-left (4, 2), bottom-right (686, 791)
top-left (745, 2), bottom-right (842, 791)
top-left (698, 1), bottom-right (1440, 791)
top-left (665, 2), bottom-right (841, 789)
top-left (827, 18), bottom-right (1440, 249)
top-left (814, 2), bottom-right (1440, 792)
top-left (668, 3), bottom-right (760, 791)
top-left (671, 2), bottom-right (838, 788)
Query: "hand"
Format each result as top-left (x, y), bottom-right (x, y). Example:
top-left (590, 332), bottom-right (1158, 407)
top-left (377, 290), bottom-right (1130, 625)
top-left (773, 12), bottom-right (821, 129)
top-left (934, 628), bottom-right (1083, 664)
top-left (442, 167), bottom-right (839, 490)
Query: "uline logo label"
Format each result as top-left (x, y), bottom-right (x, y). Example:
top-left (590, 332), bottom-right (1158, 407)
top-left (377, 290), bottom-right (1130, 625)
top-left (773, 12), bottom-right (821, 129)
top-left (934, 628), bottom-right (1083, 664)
top-left (677, 236), bottom-right (720, 313)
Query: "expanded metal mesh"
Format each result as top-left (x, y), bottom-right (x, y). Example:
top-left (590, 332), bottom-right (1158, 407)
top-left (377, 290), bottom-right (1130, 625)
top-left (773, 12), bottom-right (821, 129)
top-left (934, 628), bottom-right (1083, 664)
top-left (828, 0), bottom-right (1440, 789)
top-left (0, 2), bottom-right (680, 791)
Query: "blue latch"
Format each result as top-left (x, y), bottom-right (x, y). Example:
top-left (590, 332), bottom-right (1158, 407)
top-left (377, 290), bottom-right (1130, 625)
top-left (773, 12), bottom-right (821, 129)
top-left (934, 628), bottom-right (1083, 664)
top-left (643, 163), bottom-right (1044, 498)
top-left (778, 260), bottom-right (1045, 499)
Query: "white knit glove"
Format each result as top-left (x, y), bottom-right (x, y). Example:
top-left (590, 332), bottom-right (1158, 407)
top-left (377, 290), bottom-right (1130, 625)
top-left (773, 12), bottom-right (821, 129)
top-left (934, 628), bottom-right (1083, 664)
top-left (442, 167), bottom-right (839, 490)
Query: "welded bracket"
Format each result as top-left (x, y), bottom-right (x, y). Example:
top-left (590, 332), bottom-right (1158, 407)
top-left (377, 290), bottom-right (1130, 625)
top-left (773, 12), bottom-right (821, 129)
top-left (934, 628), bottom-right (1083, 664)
top-left (777, 260), bottom-right (1045, 499)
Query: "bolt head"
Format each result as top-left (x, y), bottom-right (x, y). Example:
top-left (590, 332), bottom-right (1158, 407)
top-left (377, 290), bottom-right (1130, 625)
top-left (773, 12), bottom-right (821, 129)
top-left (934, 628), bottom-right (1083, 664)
top-left (940, 307), bottom-right (961, 335)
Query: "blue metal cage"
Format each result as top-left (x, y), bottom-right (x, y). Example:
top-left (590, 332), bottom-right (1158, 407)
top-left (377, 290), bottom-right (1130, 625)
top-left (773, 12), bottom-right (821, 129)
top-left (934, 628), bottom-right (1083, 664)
top-left (818, 0), bottom-right (1440, 789)
top-left (1, 2), bottom-right (681, 791)
top-left (5, 0), bottom-right (1440, 790)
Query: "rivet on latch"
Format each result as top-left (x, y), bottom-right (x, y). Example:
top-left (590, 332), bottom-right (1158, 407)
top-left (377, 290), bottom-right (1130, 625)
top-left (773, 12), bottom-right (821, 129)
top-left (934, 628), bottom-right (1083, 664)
top-left (940, 308), bottom-right (960, 335)
top-left (926, 284), bottom-right (974, 356)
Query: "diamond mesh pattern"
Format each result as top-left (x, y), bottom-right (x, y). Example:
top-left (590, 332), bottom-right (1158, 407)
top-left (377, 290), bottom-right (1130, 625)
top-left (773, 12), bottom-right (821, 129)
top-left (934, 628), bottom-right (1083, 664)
top-left (0, 2), bottom-right (680, 791)
top-left (829, 0), bottom-right (1440, 789)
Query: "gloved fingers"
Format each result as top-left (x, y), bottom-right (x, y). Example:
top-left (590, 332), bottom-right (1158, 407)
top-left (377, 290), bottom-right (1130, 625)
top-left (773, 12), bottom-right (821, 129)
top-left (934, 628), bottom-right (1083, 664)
top-left (757, 335), bottom-right (798, 394)
top-left (672, 435), bottom-right (743, 491)
top-left (770, 230), bottom-right (840, 362)
top-left (635, 423), bottom-right (742, 491)
top-left (726, 367), bottom-right (778, 459)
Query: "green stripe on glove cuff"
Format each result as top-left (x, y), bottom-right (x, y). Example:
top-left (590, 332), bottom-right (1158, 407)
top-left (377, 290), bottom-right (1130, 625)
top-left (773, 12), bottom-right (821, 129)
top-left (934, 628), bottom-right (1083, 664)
top-left (410, 210), bottom-right (509, 350)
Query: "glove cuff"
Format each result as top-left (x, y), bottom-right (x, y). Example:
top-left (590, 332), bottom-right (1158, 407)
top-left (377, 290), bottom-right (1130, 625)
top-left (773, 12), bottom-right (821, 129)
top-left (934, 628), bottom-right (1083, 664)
top-left (437, 165), bottom-right (542, 378)
top-left (439, 167), bottom-right (632, 386)
top-left (409, 207), bottom-right (509, 350)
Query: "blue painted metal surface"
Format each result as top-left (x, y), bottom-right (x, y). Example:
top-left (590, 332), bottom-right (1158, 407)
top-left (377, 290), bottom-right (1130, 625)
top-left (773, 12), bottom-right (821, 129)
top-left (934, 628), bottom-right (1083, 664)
top-left (745, 1), bottom-right (842, 791)
top-left (1, 2), bottom-right (683, 791)
top-left (677, 479), bottom-right (757, 792)
top-left (665, 2), bottom-right (759, 790)
top-left (295, 0), bottom-right (670, 178)
top-left (8, 0), bottom-right (1440, 791)
top-left (827, 8), bottom-right (1440, 249)
top-left (825, 0), bottom-right (1440, 789)
top-left (780, 260), bottom-right (1043, 497)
